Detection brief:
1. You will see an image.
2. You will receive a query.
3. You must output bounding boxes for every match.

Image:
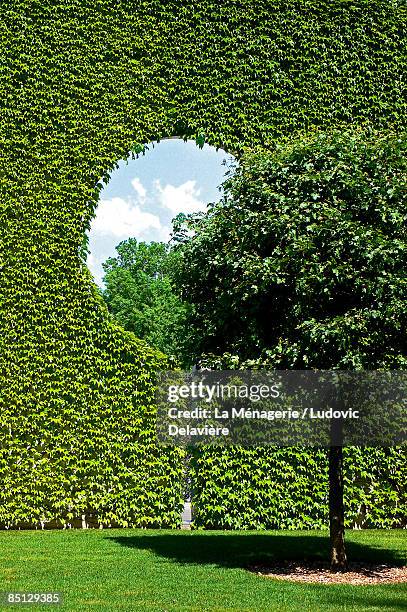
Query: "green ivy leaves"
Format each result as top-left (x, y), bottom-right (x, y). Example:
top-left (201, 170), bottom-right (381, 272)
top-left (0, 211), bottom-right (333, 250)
top-left (0, 0), bottom-right (406, 528)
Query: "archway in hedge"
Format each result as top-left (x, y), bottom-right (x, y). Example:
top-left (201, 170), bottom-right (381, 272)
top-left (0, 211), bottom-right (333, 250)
top-left (85, 137), bottom-right (233, 366)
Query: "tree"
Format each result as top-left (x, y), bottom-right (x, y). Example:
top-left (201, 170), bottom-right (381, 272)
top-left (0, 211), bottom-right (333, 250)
top-left (101, 239), bottom-right (191, 366)
top-left (174, 129), bottom-right (407, 569)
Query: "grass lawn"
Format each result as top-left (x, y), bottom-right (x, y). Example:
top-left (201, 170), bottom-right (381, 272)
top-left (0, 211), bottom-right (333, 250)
top-left (0, 529), bottom-right (406, 611)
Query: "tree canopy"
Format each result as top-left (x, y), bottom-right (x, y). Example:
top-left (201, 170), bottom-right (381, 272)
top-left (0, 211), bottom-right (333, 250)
top-left (102, 239), bottom-right (191, 365)
top-left (173, 130), bottom-right (407, 370)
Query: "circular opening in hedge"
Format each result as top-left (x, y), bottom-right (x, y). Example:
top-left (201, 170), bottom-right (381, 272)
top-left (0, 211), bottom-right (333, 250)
top-left (86, 139), bottom-right (233, 286)
top-left (85, 138), bottom-right (234, 364)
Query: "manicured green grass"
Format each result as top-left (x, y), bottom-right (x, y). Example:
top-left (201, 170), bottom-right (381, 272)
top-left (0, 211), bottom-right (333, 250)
top-left (0, 529), bottom-right (406, 611)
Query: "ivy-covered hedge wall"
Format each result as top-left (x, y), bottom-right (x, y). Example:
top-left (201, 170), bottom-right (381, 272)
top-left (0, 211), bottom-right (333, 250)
top-left (0, 321), bottom-right (185, 528)
top-left (190, 447), bottom-right (406, 530)
top-left (0, 1), bottom-right (406, 526)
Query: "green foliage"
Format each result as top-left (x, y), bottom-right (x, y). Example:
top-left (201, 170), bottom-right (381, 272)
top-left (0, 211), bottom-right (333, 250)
top-left (190, 447), bottom-right (406, 529)
top-left (0, 326), bottom-right (185, 528)
top-left (1, 1), bottom-right (406, 526)
top-left (175, 130), bottom-right (407, 369)
top-left (102, 239), bottom-right (191, 366)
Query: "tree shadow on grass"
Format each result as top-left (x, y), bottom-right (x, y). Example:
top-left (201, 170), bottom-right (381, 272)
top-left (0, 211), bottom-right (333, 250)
top-left (108, 533), bottom-right (407, 611)
top-left (108, 532), bottom-right (406, 569)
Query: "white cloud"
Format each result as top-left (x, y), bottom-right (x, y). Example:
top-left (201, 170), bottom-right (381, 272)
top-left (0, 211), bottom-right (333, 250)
top-left (87, 252), bottom-right (96, 268)
top-left (87, 176), bottom-right (207, 287)
top-left (92, 197), bottom-right (162, 238)
top-left (131, 177), bottom-right (146, 202)
top-left (155, 179), bottom-right (205, 215)
top-left (86, 252), bottom-right (103, 286)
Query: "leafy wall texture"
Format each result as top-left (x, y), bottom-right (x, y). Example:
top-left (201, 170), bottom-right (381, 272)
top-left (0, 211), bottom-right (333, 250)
top-left (0, 1), bottom-right (406, 526)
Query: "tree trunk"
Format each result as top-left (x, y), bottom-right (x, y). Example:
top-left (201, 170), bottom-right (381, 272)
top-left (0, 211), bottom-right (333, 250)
top-left (329, 439), bottom-right (347, 571)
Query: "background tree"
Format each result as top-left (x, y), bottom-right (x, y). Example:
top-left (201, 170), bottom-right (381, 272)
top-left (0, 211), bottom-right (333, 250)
top-left (102, 239), bottom-right (191, 366)
top-left (174, 129), bottom-right (407, 569)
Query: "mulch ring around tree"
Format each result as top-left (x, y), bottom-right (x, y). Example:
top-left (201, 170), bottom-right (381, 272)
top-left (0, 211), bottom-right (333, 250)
top-left (248, 561), bottom-right (407, 585)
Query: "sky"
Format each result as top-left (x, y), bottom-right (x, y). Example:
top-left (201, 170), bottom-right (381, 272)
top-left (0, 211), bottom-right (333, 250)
top-left (87, 139), bottom-right (233, 285)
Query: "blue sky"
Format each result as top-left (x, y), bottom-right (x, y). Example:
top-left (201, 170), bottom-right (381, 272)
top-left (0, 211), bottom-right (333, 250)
top-left (87, 139), bottom-right (233, 285)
